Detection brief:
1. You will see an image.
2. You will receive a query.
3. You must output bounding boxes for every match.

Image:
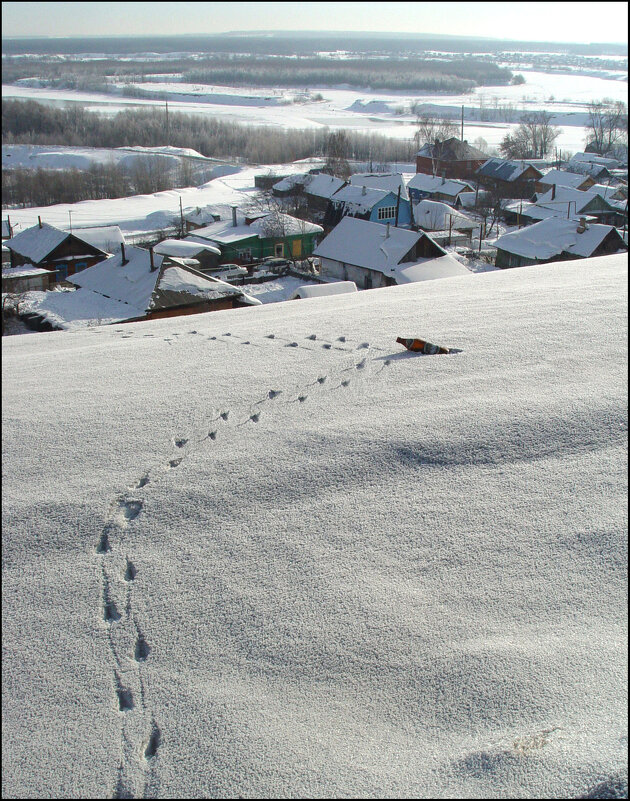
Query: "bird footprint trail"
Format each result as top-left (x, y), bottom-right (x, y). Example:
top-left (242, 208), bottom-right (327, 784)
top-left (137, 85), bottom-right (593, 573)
top-left (95, 485), bottom-right (159, 798)
top-left (93, 330), bottom-right (401, 797)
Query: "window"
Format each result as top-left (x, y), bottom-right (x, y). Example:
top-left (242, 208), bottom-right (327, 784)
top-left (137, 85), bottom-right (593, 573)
top-left (56, 264), bottom-right (68, 281)
top-left (274, 243), bottom-right (284, 257)
top-left (75, 262), bottom-right (87, 272)
top-left (377, 206), bottom-right (396, 220)
top-left (237, 249), bottom-right (251, 261)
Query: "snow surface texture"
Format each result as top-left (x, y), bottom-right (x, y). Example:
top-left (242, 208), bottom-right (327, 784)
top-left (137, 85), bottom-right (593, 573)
top-left (2, 254), bottom-right (628, 799)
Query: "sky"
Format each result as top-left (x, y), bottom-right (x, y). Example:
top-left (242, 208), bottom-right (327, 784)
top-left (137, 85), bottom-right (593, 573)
top-left (2, 1), bottom-right (628, 44)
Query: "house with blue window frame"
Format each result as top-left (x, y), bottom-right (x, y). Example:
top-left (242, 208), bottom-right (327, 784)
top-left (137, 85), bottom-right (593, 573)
top-left (4, 221), bottom-right (110, 286)
top-left (324, 184), bottom-right (412, 230)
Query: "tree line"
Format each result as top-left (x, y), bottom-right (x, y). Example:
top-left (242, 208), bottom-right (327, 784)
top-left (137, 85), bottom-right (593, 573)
top-left (2, 100), bottom-right (417, 207)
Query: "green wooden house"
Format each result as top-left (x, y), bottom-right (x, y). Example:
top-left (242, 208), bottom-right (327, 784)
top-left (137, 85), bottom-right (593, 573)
top-left (184, 208), bottom-right (323, 264)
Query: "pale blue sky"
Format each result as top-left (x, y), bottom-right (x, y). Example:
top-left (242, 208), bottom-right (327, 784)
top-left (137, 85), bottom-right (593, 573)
top-left (2, 1), bottom-right (628, 44)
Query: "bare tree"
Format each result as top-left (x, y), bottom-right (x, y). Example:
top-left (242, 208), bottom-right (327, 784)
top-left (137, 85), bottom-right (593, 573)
top-left (2, 292), bottom-right (28, 336)
top-left (500, 111), bottom-right (561, 159)
top-left (323, 130), bottom-right (351, 179)
top-left (413, 110), bottom-right (458, 150)
top-left (585, 99), bottom-right (628, 156)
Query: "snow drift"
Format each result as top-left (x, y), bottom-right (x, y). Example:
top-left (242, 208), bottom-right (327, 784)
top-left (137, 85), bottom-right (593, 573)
top-left (2, 253), bottom-right (627, 799)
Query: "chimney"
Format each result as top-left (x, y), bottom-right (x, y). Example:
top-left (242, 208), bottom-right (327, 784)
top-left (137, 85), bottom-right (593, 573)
top-left (149, 247), bottom-right (156, 271)
top-left (231, 205), bottom-right (237, 227)
top-left (120, 242), bottom-right (129, 265)
top-left (385, 223), bottom-right (390, 239)
top-left (442, 172), bottom-right (446, 185)
top-left (362, 185), bottom-right (366, 195)
top-left (552, 183), bottom-right (556, 200)
top-left (38, 216), bottom-right (42, 229)
top-left (577, 217), bottom-right (587, 233)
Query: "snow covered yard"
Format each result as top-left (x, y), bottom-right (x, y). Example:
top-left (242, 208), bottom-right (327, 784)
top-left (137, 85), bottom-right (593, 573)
top-left (2, 254), bottom-right (627, 799)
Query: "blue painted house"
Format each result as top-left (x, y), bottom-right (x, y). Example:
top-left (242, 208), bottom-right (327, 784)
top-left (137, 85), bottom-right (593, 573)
top-left (324, 184), bottom-right (412, 229)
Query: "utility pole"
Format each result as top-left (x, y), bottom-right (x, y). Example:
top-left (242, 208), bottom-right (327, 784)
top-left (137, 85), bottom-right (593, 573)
top-left (461, 105), bottom-right (464, 141)
top-left (179, 196), bottom-right (184, 237)
top-left (165, 101), bottom-right (169, 146)
top-left (394, 186), bottom-right (401, 227)
top-left (68, 210), bottom-right (73, 233)
top-left (448, 213), bottom-right (452, 246)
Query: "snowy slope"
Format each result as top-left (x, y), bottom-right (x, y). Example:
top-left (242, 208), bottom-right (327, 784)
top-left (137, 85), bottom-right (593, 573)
top-left (2, 254), bottom-right (627, 799)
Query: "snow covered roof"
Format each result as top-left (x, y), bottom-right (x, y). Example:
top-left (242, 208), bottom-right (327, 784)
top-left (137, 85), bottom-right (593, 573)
top-left (539, 170), bottom-right (591, 190)
top-left (455, 190), bottom-right (490, 209)
top-left (186, 211), bottom-right (322, 244)
top-left (4, 222), bottom-right (94, 264)
top-left (413, 199), bottom-right (475, 231)
top-left (536, 186), bottom-right (616, 214)
top-left (416, 137), bottom-right (486, 161)
top-left (570, 152), bottom-right (620, 168)
top-left (330, 184), bottom-right (393, 211)
top-left (504, 200), bottom-right (591, 224)
top-left (477, 158), bottom-right (543, 182)
top-left (407, 173), bottom-right (473, 197)
top-left (272, 173), bottom-right (310, 192)
top-left (154, 239), bottom-right (221, 258)
top-left (68, 225), bottom-right (125, 253)
top-left (2, 263), bottom-right (51, 278)
top-left (66, 245), bottom-right (257, 317)
top-left (290, 281), bottom-right (358, 300)
top-left (492, 217), bottom-right (626, 260)
top-left (314, 217), bottom-right (470, 284)
top-left (183, 204), bottom-right (222, 225)
top-left (303, 173), bottom-right (346, 199)
top-left (349, 173), bottom-right (408, 199)
top-left (2, 219), bottom-right (12, 238)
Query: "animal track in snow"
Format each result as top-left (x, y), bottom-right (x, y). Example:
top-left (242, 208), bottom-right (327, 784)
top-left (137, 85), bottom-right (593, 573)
top-left (298, 395), bottom-right (307, 403)
top-left (124, 559), bottom-right (137, 582)
top-left (220, 411), bottom-right (229, 421)
top-left (317, 376), bottom-right (327, 384)
top-left (341, 379), bottom-right (351, 387)
top-left (169, 458), bottom-right (182, 468)
top-left (97, 531), bottom-right (112, 553)
top-left (286, 342), bottom-right (299, 348)
top-left (114, 674), bottom-right (134, 712)
top-left (112, 767), bottom-right (133, 799)
top-left (337, 336), bottom-right (347, 342)
top-left (307, 334), bottom-right (317, 340)
top-left (357, 342), bottom-right (370, 349)
top-left (208, 431), bottom-right (217, 440)
top-left (322, 343), bottom-right (332, 350)
top-left (143, 721), bottom-right (161, 759)
top-left (119, 499), bottom-right (143, 521)
top-left (250, 413), bottom-right (260, 423)
top-left (267, 389), bottom-right (282, 399)
top-left (173, 438), bottom-right (188, 448)
top-left (356, 359), bottom-right (366, 370)
top-left (134, 633), bottom-right (150, 662)
top-left (133, 474), bottom-right (150, 489)
top-left (265, 334), bottom-right (276, 339)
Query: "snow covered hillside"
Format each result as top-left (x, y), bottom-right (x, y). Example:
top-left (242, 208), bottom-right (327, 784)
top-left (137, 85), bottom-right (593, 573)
top-left (2, 254), bottom-right (627, 799)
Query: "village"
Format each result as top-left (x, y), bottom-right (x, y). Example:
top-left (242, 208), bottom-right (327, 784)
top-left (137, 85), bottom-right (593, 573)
top-left (2, 131), bottom-right (628, 333)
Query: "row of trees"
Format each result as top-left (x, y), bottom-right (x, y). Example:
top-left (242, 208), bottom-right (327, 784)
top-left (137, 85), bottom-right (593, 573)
top-left (499, 100), bottom-right (627, 161)
top-left (2, 100), bottom-right (415, 165)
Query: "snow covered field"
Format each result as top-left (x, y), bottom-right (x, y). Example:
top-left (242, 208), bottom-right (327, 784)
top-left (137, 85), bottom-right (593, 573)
top-left (1, 160), bottom-right (321, 240)
top-left (2, 253), bottom-right (627, 799)
top-left (3, 64), bottom-right (627, 153)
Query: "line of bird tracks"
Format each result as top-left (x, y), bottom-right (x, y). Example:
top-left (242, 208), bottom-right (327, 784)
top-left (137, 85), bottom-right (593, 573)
top-left (96, 329), bottom-right (401, 798)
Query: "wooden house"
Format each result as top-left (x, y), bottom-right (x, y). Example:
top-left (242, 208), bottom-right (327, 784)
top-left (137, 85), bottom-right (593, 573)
top-left (492, 217), bottom-right (627, 268)
top-left (313, 217), bottom-right (470, 290)
top-left (415, 138), bottom-right (486, 181)
top-left (476, 158), bottom-right (544, 199)
top-left (407, 173), bottom-right (473, 205)
top-left (185, 207), bottom-right (323, 264)
top-left (5, 221), bottom-right (110, 283)
top-left (324, 184), bottom-right (412, 230)
top-left (20, 246), bottom-right (261, 331)
top-left (303, 174), bottom-right (347, 213)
